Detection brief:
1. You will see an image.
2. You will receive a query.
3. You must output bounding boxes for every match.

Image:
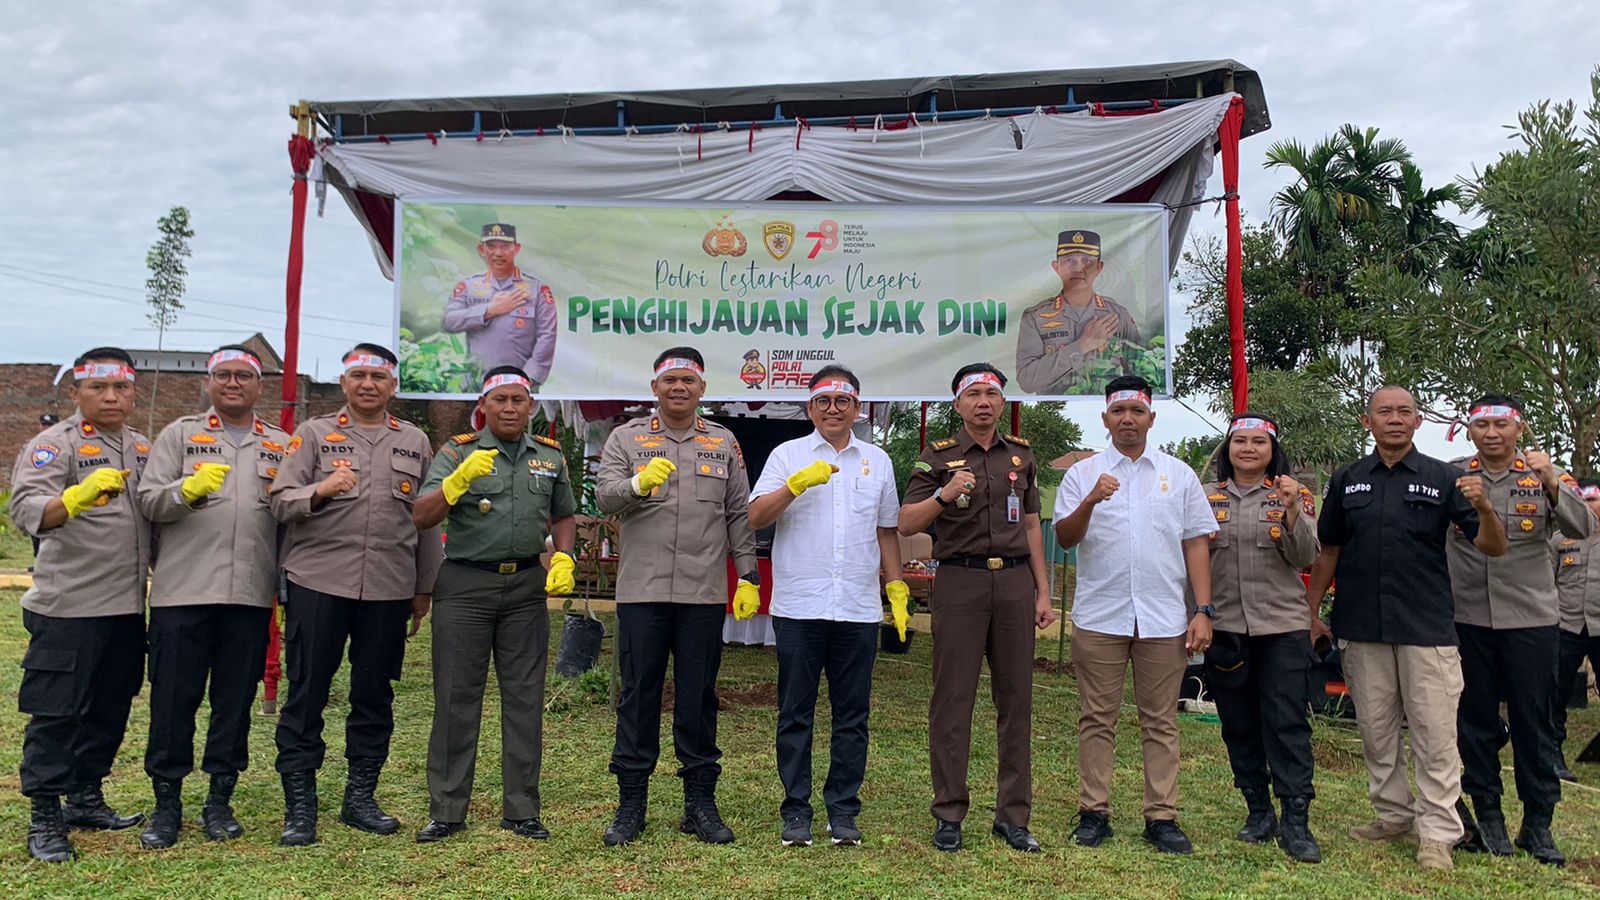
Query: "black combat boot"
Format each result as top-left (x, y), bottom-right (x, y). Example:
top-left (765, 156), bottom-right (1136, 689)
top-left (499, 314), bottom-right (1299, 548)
top-left (200, 773), bottom-right (244, 841)
top-left (1467, 795), bottom-right (1512, 856)
top-left (27, 795), bottom-right (75, 863)
top-left (603, 772), bottom-right (649, 847)
top-left (1516, 810), bottom-right (1566, 867)
top-left (138, 777), bottom-right (183, 850)
top-left (279, 770), bottom-right (318, 847)
top-left (1277, 796), bottom-right (1322, 863)
top-left (63, 781), bottom-right (144, 830)
top-left (679, 769), bottom-right (734, 844)
top-left (339, 757), bottom-right (400, 835)
top-left (1235, 786), bottom-right (1278, 843)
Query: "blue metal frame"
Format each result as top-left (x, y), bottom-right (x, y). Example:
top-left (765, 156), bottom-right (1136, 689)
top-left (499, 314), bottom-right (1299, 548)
top-left (326, 97), bottom-right (1191, 145)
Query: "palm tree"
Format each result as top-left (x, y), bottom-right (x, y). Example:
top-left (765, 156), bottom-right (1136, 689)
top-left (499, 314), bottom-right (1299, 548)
top-left (1388, 160), bottom-right (1463, 279)
top-left (1265, 125), bottom-right (1414, 264)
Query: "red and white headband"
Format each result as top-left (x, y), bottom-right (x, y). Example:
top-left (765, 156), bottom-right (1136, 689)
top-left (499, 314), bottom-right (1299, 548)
top-left (73, 362), bottom-right (136, 382)
top-left (653, 357), bottom-right (704, 378)
top-left (207, 349), bottom-right (261, 374)
top-left (1229, 416), bottom-right (1278, 437)
top-left (1106, 389), bottom-right (1151, 410)
top-left (343, 353), bottom-right (397, 375)
top-left (480, 373), bottom-right (532, 397)
top-left (808, 380), bottom-right (859, 402)
top-left (1582, 485), bottom-right (1600, 501)
top-left (1467, 404), bottom-right (1522, 424)
top-left (954, 372), bottom-right (1004, 397)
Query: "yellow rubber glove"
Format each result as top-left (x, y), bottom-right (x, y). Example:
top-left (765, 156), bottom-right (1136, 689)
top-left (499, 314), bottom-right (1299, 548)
top-left (545, 551), bottom-right (576, 596)
top-left (61, 467), bottom-right (129, 518)
top-left (631, 457), bottom-right (677, 496)
top-left (181, 462), bottom-right (231, 504)
top-left (786, 460), bottom-right (840, 497)
top-left (886, 580), bottom-right (912, 641)
top-left (733, 579), bottom-right (761, 620)
top-left (442, 448), bottom-right (498, 505)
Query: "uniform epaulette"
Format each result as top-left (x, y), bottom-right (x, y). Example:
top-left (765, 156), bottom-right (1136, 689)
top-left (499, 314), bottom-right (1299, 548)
top-left (1008, 435), bottom-right (1030, 447)
top-left (930, 438), bottom-right (957, 450)
top-left (1559, 472), bottom-right (1578, 485)
top-left (449, 433), bottom-right (478, 445)
top-left (533, 434), bottom-right (562, 450)
top-left (1448, 455), bottom-right (1474, 467)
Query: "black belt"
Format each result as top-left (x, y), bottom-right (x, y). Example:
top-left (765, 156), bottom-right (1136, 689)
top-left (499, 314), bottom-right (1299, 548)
top-left (449, 557), bottom-right (542, 575)
top-left (940, 555), bottom-right (1028, 570)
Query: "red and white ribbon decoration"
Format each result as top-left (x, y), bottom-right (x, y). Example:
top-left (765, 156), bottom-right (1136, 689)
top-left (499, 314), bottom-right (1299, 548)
top-left (653, 357), bottom-right (704, 378)
top-left (1228, 416), bottom-right (1278, 437)
top-left (808, 380), bottom-right (859, 402)
top-left (1581, 484), bottom-right (1600, 500)
top-left (480, 372), bottom-right (533, 396)
top-left (1106, 389), bottom-right (1151, 409)
top-left (73, 362), bottom-right (136, 382)
top-left (343, 353), bottom-right (397, 375)
top-left (1467, 404), bottom-right (1523, 424)
top-left (207, 349), bottom-right (261, 374)
top-left (954, 372), bottom-right (1004, 397)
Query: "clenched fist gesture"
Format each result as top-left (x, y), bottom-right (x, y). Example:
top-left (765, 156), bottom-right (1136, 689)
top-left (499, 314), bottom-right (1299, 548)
top-left (1086, 473), bottom-right (1120, 505)
top-left (1456, 474), bottom-right (1491, 512)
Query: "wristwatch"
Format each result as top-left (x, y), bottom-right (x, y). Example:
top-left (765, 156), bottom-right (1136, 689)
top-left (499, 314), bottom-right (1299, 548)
top-left (933, 493), bottom-right (951, 508)
top-left (1194, 604), bottom-right (1218, 620)
top-left (742, 571), bottom-right (761, 586)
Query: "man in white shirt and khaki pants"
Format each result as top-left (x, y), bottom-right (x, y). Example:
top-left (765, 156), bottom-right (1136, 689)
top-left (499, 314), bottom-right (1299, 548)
top-left (749, 366), bottom-right (909, 849)
top-left (1055, 376), bottom-right (1218, 855)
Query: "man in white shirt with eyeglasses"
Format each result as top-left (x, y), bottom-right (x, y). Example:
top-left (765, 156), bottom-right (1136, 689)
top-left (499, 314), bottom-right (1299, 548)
top-left (749, 366), bottom-right (909, 850)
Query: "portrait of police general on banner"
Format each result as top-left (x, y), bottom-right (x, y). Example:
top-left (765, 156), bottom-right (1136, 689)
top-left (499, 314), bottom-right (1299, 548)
top-left (394, 200), bottom-right (1171, 401)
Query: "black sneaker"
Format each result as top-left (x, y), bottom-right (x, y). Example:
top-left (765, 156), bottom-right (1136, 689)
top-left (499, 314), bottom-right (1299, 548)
top-left (1072, 810), bottom-right (1113, 848)
top-left (781, 816), bottom-right (813, 847)
top-left (932, 818), bottom-right (962, 852)
top-left (1143, 819), bottom-right (1194, 855)
top-left (828, 816), bottom-right (862, 846)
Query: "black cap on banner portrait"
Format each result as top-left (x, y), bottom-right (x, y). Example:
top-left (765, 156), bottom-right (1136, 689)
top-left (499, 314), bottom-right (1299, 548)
top-left (1056, 230), bottom-right (1101, 258)
top-left (481, 223), bottom-right (517, 243)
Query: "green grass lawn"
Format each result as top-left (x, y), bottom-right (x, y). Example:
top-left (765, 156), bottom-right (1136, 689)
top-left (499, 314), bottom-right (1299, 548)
top-left (2, 591), bottom-right (1599, 898)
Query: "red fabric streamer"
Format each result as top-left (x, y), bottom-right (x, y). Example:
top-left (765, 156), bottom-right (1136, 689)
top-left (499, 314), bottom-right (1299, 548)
top-left (748, 122), bottom-right (761, 152)
top-left (794, 117), bottom-right (810, 149)
top-left (377, 134), bottom-right (390, 144)
top-left (1218, 95), bottom-right (1248, 414)
top-left (425, 131), bottom-right (438, 145)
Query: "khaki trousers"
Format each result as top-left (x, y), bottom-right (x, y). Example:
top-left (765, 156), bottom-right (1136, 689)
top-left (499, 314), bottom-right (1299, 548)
top-left (1340, 640), bottom-right (1464, 843)
top-left (1072, 626), bottom-right (1188, 820)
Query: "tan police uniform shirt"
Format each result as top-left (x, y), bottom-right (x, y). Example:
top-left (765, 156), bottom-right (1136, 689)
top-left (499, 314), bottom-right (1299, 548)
top-left (902, 430), bottom-right (1040, 559)
top-left (1014, 293), bottom-right (1142, 395)
top-left (1203, 477), bottom-right (1318, 635)
top-left (1448, 452), bottom-right (1596, 629)
top-left (596, 414), bottom-right (757, 605)
top-left (270, 407), bottom-right (442, 601)
top-left (1554, 531), bottom-right (1600, 635)
top-left (137, 409), bottom-right (289, 608)
top-left (10, 414), bottom-right (150, 618)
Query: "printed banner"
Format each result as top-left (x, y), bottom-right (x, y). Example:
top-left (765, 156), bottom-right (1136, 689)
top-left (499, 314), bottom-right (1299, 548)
top-left (395, 200), bottom-right (1170, 401)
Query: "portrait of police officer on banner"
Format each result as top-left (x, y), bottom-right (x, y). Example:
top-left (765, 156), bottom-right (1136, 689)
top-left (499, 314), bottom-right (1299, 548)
top-left (442, 223), bottom-right (560, 393)
top-left (1015, 230), bottom-right (1142, 396)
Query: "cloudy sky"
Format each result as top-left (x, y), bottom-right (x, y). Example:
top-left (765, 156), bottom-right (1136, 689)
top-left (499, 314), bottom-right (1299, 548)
top-left (3, 0), bottom-right (1596, 451)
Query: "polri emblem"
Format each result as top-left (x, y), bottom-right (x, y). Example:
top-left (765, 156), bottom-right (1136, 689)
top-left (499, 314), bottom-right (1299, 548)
top-left (763, 221), bottom-right (795, 261)
top-left (31, 444), bottom-right (60, 468)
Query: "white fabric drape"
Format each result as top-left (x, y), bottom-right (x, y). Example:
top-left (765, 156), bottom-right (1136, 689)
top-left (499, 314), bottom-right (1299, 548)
top-left (316, 93), bottom-right (1233, 276)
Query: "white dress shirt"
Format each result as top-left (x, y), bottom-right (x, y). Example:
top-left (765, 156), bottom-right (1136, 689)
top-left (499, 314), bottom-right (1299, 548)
top-left (1055, 445), bottom-right (1217, 639)
top-left (751, 431), bottom-right (899, 623)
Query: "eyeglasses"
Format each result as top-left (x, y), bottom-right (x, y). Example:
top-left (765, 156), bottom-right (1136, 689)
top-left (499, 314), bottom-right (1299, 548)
top-left (209, 371), bottom-right (260, 385)
top-left (811, 396), bottom-right (858, 411)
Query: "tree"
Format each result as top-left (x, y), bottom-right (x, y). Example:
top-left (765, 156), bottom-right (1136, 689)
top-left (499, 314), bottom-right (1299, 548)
top-left (144, 206), bottom-right (194, 431)
top-left (1358, 70), bottom-right (1600, 476)
top-left (1161, 434), bottom-right (1223, 479)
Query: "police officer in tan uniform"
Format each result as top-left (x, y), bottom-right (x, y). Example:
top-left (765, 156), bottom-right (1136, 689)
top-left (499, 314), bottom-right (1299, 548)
top-left (134, 344), bottom-right (290, 848)
top-left (1447, 395), bottom-right (1594, 866)
top-left (269, 343), bottom-right (443, 847)
top-left (1553, 478), bottom-right (1600, 778)
top-left (1200, 413), bottom-right (1322, 863)
top-left (595, 347), bottom-right (759, 847)
top-left (10, 347), bottom-right (150, 862)
top-left (1015, 230), bottom-right (1142, 396)
top-left (900, 363), bottom-right (1055, 854)
top-left (441, 223), bottom-right (559, 390)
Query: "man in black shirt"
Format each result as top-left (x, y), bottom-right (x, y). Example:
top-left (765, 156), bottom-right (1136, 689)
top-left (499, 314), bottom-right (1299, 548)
top-left (1305, 385), bottom-right (1508, 871)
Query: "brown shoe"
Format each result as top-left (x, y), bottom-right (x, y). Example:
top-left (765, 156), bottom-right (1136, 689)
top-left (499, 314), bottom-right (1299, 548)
top-left (1349, 818), bottom-right (1416, 843)
top-left (1417, 838), bottom-right (1454, 870)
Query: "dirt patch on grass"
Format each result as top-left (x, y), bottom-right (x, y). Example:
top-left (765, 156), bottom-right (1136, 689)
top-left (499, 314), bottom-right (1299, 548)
top-left (661, 681), bottom-right (779, 711)
top-left (1034, 657), bottom-right (1075, 677)
top-left (1568, 857), bottom-right (1600, 885)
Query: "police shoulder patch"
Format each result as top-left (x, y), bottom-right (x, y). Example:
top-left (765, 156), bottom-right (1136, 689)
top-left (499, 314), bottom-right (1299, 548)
top-left (450, 433), bottom-right (478, 445)
top-left (30, 443), bottom-right (60, 468)
top-left (930, 438), bottom-right (958, 450)
top-left (913, 461), bottom-right (934, 473)
top-left (1007, 435), bottom-right (1030, 447)
top-left (533, 434), bottom-right (561, 450)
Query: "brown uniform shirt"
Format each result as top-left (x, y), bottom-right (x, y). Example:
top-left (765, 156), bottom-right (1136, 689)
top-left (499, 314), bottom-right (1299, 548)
top-left (1203, 477), bottom-right (1318, 635)
top-left (1554, 533), bottom-right (1600, 635)
top-left (10, 414), bottom-right (151, 618)
top-left (1448, 453), bottom-right (1595, 629)
top-left (138, 409), bottom-right (289, 609)
top-left (1014, 293), bottom-right (1142, 395)
top-left (269, 407), bottom-right (442, 601)
top-left (903, 429), bottom-right (1040, 558)
top-left (596, 414), bottom-right (757, 604)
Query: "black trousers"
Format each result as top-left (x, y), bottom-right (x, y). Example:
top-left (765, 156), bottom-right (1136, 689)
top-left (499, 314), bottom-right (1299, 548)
top-left (145, 604), bottom-right (272, 781)
top-left (274, 582), bottom-right (410, 774)
top-left (610, 602), bottom-right (725, 779)
top-left (1207, 630), bottom-right (1316, 798)
top-left (18, 610), bottom-right (144, 797)
top-left (1457, 622), bottom-right (1561, 819)
top-left (1553, 628), bottom-right (1600, 750)
top-left (773, 617), bottom-right (878, 821)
